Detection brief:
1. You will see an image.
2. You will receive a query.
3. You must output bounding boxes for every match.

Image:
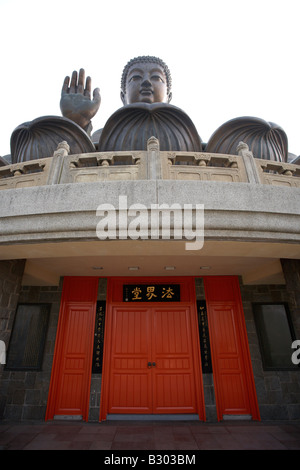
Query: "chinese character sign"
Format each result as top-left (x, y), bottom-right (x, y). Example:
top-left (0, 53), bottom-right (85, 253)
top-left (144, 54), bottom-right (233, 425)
top-left (92, 301), bottom-right (106, 373)
top-left (123, 285), bottom-right (180, 302)
top-left (197, 300), bottom-right (213, 374)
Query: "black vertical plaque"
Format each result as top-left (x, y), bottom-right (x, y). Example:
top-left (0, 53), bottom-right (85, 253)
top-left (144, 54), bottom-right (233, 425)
top-left (197, 300), bottom-right (213, 374)
top-left (92, 301), bottom-right (106, 373)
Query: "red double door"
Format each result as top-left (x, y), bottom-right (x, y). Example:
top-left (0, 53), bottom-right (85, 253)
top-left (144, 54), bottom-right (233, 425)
top-left (100, 277), bottom-right (205, 419)
top-left (104, 304), bottom-right (203, 417)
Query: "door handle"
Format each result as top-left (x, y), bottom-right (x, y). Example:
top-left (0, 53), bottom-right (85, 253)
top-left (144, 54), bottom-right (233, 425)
top-left (147, 362), bottom-right (156, 368)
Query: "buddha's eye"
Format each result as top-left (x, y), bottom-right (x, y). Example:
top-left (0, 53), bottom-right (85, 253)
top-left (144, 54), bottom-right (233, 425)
top-left (151, 75), bottom-right (164, 82)
top-left (129, 75), bottom-right (142, 82)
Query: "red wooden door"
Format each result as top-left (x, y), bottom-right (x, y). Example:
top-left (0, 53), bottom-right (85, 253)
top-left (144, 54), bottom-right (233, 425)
top-left (152, 306), bottom-right (198, 413)
top-left (108, 306), bottom-right (152, 414)
top-left (51, 302), bottom-right (96, 417)
top-left (203, 276), bottom-right (260, 421)
top-left (46, 277), bottom-right (98, 421)
top-left (106, 305), bottom-right (201, 416)
top-left (208, 301), bottom-right (253, 416)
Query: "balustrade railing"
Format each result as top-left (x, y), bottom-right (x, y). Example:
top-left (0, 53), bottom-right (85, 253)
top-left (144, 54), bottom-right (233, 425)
top-left (0, 138), bottom-right (299, 190)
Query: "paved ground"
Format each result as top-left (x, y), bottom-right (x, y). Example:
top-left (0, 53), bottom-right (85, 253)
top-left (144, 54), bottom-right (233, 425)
top-left (1, 419), bottom-right (300, 450)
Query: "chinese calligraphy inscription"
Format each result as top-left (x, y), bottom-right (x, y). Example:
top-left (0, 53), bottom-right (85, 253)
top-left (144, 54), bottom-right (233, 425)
top-left (123, 284), bottom-right (180, 302)
top-left (92, 301), bottom-right (106, 373)
top-left (197, 300), bottom-right (213, 374)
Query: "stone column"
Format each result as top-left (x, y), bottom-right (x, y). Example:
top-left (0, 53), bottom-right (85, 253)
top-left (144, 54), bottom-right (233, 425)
top-left (0, 259), bottom-right (25, 418)
top-left (147, 136), bottom-right (161, 180)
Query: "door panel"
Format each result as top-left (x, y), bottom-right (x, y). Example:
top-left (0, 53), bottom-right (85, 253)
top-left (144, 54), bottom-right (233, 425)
top-left (208, 302), bottom-right (251, 415)
top-left (203, 276), bottom-right (260, 421)
top-left (46, 277), bottom-right (98, 421)
top-left (108, 307), bottom-right (152, 413)
top-left (153, 307), bottom-right (197, 413)
top-left (53, 303), bottom-right (95, 416)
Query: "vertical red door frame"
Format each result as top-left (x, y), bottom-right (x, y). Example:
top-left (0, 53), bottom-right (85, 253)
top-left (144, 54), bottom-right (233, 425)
top-left (45, 276), bottom-right (99, 421)
top-left (99, 276), bottom-right (206, 421)
top-left (203, 275), bottom-right (260, 421)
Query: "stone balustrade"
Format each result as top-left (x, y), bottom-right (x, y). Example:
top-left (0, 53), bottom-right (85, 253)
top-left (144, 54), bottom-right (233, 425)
top-left (0, 138), bottom-right (299, 190)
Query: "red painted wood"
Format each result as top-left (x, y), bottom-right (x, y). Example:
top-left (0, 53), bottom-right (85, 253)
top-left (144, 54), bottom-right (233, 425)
top-left (203, 276), bottom-right (260, 421)
top-left (106, 305), bottom-right (200, 415)
top-left (100, 277), bottom-right (205, 420)
top-left (45, 277), bottom-right (98, 421)
top-left (108, 306), bottom-right (152, 414)
top-left (152, 306), bottom-right (198, 414)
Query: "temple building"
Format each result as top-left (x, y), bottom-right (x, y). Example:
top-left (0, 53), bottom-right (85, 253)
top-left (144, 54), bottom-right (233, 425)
top-left (0, 57), bottom-right (299, 423)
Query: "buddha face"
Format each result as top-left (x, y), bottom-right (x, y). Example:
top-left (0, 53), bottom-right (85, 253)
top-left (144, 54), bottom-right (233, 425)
top-left (121, 62), bottom-right (172, 105)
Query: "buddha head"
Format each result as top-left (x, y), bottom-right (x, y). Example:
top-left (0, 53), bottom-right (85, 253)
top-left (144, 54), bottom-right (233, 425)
top-left (120, 56), bottom-right (172, 106)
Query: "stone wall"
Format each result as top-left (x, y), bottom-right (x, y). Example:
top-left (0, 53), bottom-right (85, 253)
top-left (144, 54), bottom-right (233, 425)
top-left (0, 259), bottom-right (25, 418)
top-left (0, 281), bottom-right (63, 420)
top-left (281, 259), bottom-right (300, 333)
top-left (240, 277), bottom-right (300, 421)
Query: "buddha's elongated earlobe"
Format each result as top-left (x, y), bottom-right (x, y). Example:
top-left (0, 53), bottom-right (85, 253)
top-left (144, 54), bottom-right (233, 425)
top-left (120, 90), bottom-right (126, 105)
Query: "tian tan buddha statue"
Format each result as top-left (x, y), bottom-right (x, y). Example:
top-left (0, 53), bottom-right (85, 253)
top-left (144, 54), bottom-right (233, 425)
top-left (10, 56), bottom-right (288, 164)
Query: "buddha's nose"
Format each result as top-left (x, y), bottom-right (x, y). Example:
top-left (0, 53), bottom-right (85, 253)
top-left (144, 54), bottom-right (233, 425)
top-left (141, 79), bottom-right (152, 88)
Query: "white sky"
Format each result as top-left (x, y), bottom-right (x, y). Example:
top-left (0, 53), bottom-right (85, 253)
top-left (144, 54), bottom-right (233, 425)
top-left (0, 0), bottom-right (299, 158)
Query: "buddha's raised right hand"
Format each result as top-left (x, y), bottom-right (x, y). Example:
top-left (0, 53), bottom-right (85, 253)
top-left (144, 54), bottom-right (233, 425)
top-left (60, 69), bottom-right (101, 131)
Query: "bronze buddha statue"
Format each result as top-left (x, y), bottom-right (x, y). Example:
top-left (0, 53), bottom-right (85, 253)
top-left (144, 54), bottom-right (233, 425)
top-left (10, 56), bottom-right (288, 163)
top-left (60, 56), bottom-right (202, 153)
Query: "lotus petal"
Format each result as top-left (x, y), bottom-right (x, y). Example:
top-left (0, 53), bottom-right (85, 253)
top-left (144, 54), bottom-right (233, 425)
top-left (11, 116), bottom-right (95, 163)
top-left (206, 116), bottom-right (288, 162)
top-left (98, 103), bottom-right (202, 152)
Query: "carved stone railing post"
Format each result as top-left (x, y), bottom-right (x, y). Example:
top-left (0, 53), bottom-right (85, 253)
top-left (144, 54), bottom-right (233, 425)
top-left (147, 136), bottom-right (161, 180)
top-left (237, 141), bottom-right (260, 184)
top-left (48, 141), bottom-right (70, 185)
top-left (12, 165), bottom-right (24, 177)
top-left (53, 141), bottom-right (70, 158)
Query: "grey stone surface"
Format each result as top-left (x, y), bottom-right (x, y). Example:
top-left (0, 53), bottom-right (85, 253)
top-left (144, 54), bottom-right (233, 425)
top-left (0, 180), bottom-right (299, 244)
top-left (0, 280), bottom-right (63, 421)
top-left (240, 277), bottom-right (300, 421)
